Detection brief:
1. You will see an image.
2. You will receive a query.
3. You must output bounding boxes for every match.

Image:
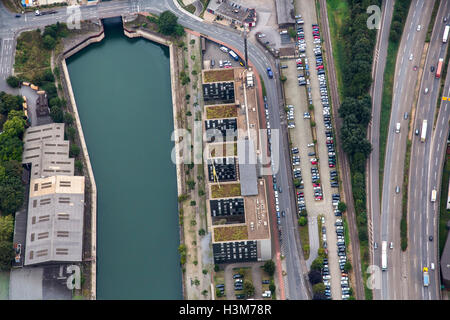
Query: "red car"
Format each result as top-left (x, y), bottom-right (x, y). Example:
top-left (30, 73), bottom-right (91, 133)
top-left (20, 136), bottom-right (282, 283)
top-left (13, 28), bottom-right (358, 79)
top-left (313, 183), bottom-right (321, 188)
top-left (326, 140), bottom-right (333, 144)
top-left (317, 65), bottom-right (324, 70)
top-left (329, 163), bottom-right (335, 168)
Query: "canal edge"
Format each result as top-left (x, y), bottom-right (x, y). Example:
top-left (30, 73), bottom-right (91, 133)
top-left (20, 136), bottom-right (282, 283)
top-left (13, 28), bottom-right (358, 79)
top-left (60, 25), bottom-right (106, 300)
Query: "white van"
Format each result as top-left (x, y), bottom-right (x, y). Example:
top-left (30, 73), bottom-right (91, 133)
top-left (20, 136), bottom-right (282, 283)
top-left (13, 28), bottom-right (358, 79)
top-left (395, 122), bottom-right (401, 133)
top-left (431, 263), bottom-right (435, 270)
top-left (220, 46), bottom-right (229, 53)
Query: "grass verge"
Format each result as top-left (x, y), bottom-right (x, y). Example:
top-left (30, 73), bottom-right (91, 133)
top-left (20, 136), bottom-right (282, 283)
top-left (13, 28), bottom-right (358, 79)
top-left (325, 0), bottom-right (349, 100)
top-left (298, 223), bottom-right (310, 260)
top-left (379, 40), bottom-right (401, 194)
top-left (401, 139), bottom-right (412, 251)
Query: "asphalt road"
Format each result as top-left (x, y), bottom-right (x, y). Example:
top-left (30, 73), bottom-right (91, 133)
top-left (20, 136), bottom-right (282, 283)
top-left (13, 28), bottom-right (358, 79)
top-left (367, 0), bottom-right (394, 300)
top-left (0, 0), bottom-right (310, 300)
top-left (379, 0), bottom-right (434, 300)
top-left (406, 0), bottom-right (450, 300)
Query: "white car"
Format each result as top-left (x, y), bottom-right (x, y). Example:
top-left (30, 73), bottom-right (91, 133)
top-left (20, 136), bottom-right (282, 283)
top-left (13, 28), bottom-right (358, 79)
top-left (390, 242), bottom-right (394, 249)
top-left (307, 143), bottom-right (315, 147)
top-left (323, 275), bottom-right (331, 280)
top-left (416, 25), bottom-right (421, 31)
top-left (409, 53), bottom-right (413, 61)
top-left (424, 87), bottom-right (429, 94)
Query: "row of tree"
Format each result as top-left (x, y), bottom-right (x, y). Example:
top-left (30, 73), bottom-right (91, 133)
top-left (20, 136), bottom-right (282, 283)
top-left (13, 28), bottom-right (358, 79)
top-left (147, 11), bottom-right (185, 38)
top-left (336, 0), bottom-right (380, 258)
top-left (0, 98), bottom-right (27, 270)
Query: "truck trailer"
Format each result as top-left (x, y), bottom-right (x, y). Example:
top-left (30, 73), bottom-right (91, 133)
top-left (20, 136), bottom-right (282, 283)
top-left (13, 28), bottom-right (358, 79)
top-left (421, 120), bottom-right (427, 142)
top-left (436, 58), bottom-right (444, 78)
top-left (443, 25), bottom-right (449, 43)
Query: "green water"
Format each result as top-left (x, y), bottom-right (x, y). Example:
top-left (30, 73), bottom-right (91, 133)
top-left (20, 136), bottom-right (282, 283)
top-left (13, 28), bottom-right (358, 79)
top-left (67, 19), bottom-right (182, 299)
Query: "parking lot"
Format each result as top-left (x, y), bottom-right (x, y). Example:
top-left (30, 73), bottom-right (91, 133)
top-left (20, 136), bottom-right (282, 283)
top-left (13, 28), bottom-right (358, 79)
top-left (277, 2), bottom-right (353, 299)
top-left (202, 39), bottom-right (243, 70)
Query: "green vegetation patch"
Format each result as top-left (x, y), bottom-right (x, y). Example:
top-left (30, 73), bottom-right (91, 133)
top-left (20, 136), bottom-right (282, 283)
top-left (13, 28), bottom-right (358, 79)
top-left (203, 69), bottom-right (235, 83)
top-left (211, 183), bottom-right (241, 198)
top-left (206, 105), bottom-right (238, 119)
top-left (213, 225), bottom-right (248, 242)
top-left (209, 143), bottom-right (237, 157)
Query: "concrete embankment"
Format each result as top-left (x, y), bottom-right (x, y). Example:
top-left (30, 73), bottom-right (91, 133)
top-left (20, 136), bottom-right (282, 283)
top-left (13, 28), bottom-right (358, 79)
top-left (59, 26), bottom-right (105, 300)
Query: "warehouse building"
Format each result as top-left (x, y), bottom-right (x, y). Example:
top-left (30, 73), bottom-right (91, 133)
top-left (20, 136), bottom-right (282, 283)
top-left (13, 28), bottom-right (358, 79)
top-left (25, 175), bottom-right (85, 266)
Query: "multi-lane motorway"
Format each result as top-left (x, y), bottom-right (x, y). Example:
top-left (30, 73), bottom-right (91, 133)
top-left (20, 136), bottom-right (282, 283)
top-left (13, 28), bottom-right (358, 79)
top-left (378, 0), bottom-right (435, 300)
top-left (0, 0), bottom-right (310, 300)
top-left (407, 0), bottom-right (449, 300)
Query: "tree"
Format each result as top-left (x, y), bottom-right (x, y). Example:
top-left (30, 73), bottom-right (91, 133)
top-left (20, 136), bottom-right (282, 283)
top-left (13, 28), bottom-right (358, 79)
top-left (288, 27), bottom-right (296, 39)
top-left (186, 179), bottom-right (196, 190)
top-left (263, 260), bottom-right (275, 276)
top-left (69, 144), bottom-right (80, 158)
top-left (50, 106), bottom-right (63, 123)
top-left (75, 160), bottom-right (83, 172)
top-left (158, 11), bottom-right (179, 35)
top-left (0, 161), bottom-right (24, 214)
top-left (243, 280), bottom-right (255, 297)
top-left (269, 281), bottom-right (276, 293)
top-left (310, 257), bottom-right (323, 271)
top-left (66, 126), bottom-right (76, 141)
top-left (198, 229), bottom-right (206, 236)
top-left (0, 215), bottom-right (14, 241)
top-left (0, 241), bottom-right (14, 271)
top-left (313, 283), bottom-right (326, 294)
top-left (63, 112), bottom-right (74, 126)
top-left (0, 135), bottom-right (23, 163)
top-left (2, 116), bottom-right (26, 139)
top-left (214, 264), bottom-right (220, 272)
top-left (317, 247), bottom-right (326, 259)
top-left (338, 201), bottom-right (347, 213)
top-left (344, 261), bottom-right (352, 272)
top-left (6, 76), bottom-right (19, 88)
top-left (216, 288), bottom-right (223, 297)
top-left (298, 216), bottom-right (307, 226)
top-left (43, 35), bottom-right (56, 50)
top-left (308, 270), bottom-right (322, 285)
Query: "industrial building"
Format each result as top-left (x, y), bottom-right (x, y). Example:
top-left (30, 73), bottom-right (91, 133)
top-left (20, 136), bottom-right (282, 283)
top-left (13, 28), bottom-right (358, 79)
top-left (25, 175), bottom-right (85, 266)
top-left (22, 123), bottom-right (74, 178)
top-left (206, 1), bottom-right (257, 28)
top-left (274, 0), bottom-right (295, 28)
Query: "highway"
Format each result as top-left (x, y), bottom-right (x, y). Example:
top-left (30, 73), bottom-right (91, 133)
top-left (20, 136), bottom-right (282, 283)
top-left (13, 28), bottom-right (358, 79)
top-left (0, 0), bottom-right (310, 299)
top-left (368, 0), bottom-right (394, 301)
top-left (379, 0), bottom-right (434, 300)
top-left (406, 0), bottom-right (449, 300)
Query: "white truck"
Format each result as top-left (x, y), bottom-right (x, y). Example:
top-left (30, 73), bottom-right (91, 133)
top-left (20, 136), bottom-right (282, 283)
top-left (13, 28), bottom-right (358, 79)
top-left (443, 25), bottom-right (449, 43)
top-left (381, 241), bottom-right (387, 271)
top-left (431, 189), bottom-right (437, 202)
top-left (421, 120), bottom-right (427, 142)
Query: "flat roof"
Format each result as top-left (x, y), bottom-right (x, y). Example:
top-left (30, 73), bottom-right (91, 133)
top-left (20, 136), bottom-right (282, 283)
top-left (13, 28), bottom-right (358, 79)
top-left (25, 176), bottom-right (85, 266)
top-left (237, 139), bottom-right (258, 196)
